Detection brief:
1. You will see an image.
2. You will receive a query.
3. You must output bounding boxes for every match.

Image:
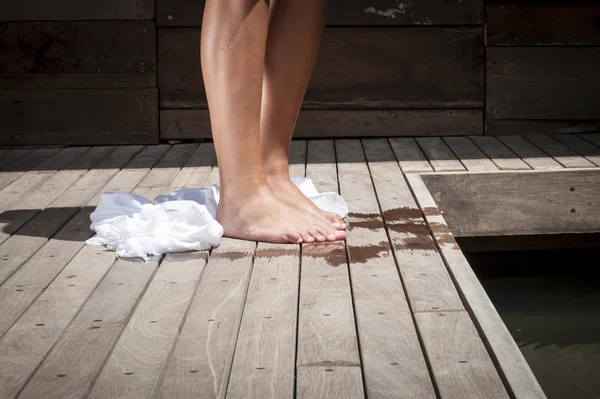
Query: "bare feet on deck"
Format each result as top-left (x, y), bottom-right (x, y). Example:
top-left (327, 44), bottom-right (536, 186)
top-left (266, 174), bottom-right (346, 229)
top-left (217, 186), bottom-right (346, 244)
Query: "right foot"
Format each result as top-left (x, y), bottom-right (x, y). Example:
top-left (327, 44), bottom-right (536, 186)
top-left (217, 186), bottom-right (346, 244)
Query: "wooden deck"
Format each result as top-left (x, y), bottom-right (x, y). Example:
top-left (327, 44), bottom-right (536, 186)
top-left (1, 134), bottom-right (599, 398)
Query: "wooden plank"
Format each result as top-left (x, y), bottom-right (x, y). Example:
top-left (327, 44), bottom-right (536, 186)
top-left (469, 136), bottom-right (531, 170)
top-left (0, 149), bottom-right (34, 170)
top-left (0, 73), bottom-right (156, 90)
top-left (88, 252), bottom-right (207, 399)
top-left (416, 137), bottom-right (466, 172)
top-left (407, 173), bottom-right (546, 398)
top-left (133, 143), bottom-right (198, 199)
top-left (0, 146), bottom-right (87, 213)
top-left (485, 120), bottom-right (600, 136)
top-left (165, 143), bottom-right (217, 192)
top-left (1, 0), bottom-right (154, 20)
top-left (336, 140), bottom-right (435, 398)
top-left (19, 257), bottom-right (160, 399)
top-left (552, 134), bottom-right (600, 167)
top-left (0, 145), bottom-right (173, 398)
top-left (226, 243), bottom-right (299, 398)
top-left (388, 137), bottom-right (433, 173)
top-left (159, 27), bottom-right (483, 109)
top-left (160, 109), bottom-right (484, 139)
top-left (0, 22), bottom-right (155, 74)
top-left (0, 89), bottom-right (158, 146)
top-left (487, 47), bottom-right (600, 120)
top-left (525, 134), bottom-right (595, 169)
top-left (0, 247), bottom-right (118, 398)
top-left (420, 170), bottom-right (600, 237)
top-left (156, 241), bottom-right (255, 399)
top-left (288, 140), bottom-right (307, 177)
top-left (443, 137), bottom-right (498, 172)
top-left (0, 148), bottom-right (62, 191)
top-left (415, 311), bottom-right (509, 399)
top-left (581, 133), bottom-right (600, 147)
top-left (157, 0), bottom-right (483, 26)
top-left (362, 139), bottom-right (463, 312)
top-left (0, 148), bottom-right (118, 285)
top-left (497, 135), bottom-right (563, 170)
top-left (0, 145), bottom-right (163, 338)
top-left (296, 367), bottom-right (364, 399)
top-left (297, 140), bottom-right (363, 396)
top-left (487, 1), bottom-right (600, 46)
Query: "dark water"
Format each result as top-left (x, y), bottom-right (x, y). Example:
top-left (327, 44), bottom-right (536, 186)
top-left (464, 248), bottom-right (600, 399)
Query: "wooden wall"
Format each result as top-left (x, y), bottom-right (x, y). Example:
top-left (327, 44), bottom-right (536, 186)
top-left (0, 1), bottom-right (598, 146)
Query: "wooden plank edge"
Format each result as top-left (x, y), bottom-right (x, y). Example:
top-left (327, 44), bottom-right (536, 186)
top-left (405, 173), bottom-right (547, 399)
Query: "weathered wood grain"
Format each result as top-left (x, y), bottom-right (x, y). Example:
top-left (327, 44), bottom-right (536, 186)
top-left (0, 147), bottom-right (115, 285)
top-left (297, 140), bottom-right (364, 396)
top-left (362, 138), bottom-right (463, 313)
top-left (469, 136), bottom-right (531, 170)
top-left (487, 47), bottom-right (600, 120)
top-left (159, 27), bottom-right (483, 109)
top-left (443, 137), bottom-right (498, 171)
top-left (553, 134), bottom-right (600, 167)
top-left (296, 367), bottom-right (365, 399)
top-left (0, 247), bottom-right (118, 398)
top-left (0, 148), bottom-right (62, 191)
top-left (487, 1), bottom-right (600, 46)
top-left (165, 143), bottom-right (217, 192)
top-left (420, 170), bottom-right (600, 236)
top-left (0, 89), bottom-right (158, 146)
top-left (0, 146), bottom-right (162, 341)
top-left (0, 73), bottom-right (156, 90)
top-left (525, 134), bottom-right (594, 169)
top-left (415, 311), bottom-right (509, 399)
top-left (0, 146), bottom-right (86, 213)
top-left (19, 257), bottom-right (160, 399)
top-left (88, 252), bottom-right (207, 399)
top-left (226, 243), bottom-right (299, 398)
top-left (497, 135), bottom-right (562, 170)
top-left (336, 139), bottom-right (435, 398)
top-left (160, 109), bottom-right (484, 139)
top-left (408, 173), bottom-right (546, 398)
top-left (132, 143), bottom-right (197, 199)
top-left (416, 137), bottom-right (466, 171)
top-left (1, 0), bottom-right (154, 20)
top-left (0, 149), bottom-right (33, 170)
top-left (157, 0), bottom-right (483, 26)
top-left (0, 22), bottom-right (155, 75)
top-left (156, 241), bottom-right (255, 399)
top-left (485, 120), bottom-right (600, 136)
top-left (388, 137), bottom-right (433, 173)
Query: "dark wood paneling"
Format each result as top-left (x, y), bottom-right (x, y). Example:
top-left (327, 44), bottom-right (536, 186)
top-left (0, 89), bottom-right (158, 146)
top-left (1, 0), bottom-right (154, 21)
top-left (0, 73), bottom-right (156, 89)
top-left (487, 1), bottom-right (600, 46)
top-left (159, 27), bottom-right (483, 109)
top-left (486, 120), bottom-right (600, 136)
top-left (160, 109), bottom-right (483, 139)
top-left (0, 22), bottom-right (156, 74)
top-left (157, 0), bottom-right (483, 26)
top-left (487, 47), bottom-right (600, 120)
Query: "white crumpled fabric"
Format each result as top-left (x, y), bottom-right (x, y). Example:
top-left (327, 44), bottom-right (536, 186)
top-left (86, 177), bottom-right (348, 260)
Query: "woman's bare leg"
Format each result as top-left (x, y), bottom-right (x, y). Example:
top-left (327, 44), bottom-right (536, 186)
top-left (201, 0), bottom-right (345, 243)
top-left (260, 0), bottom-right (344, 227)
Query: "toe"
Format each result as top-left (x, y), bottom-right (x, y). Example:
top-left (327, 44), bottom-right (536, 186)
top-left (308, 228), bottom-right (327, 242)
top-left (286, 231), bottom-right (303, 244)
top-left (300, 230), bottom-right (315, 243)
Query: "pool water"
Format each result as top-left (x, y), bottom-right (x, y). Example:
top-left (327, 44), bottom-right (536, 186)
top-left (464, 248), bottom-right (600, 399)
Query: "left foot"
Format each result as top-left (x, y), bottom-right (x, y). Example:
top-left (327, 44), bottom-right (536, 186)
top-left (266, 173), bottom-right (346, 229)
